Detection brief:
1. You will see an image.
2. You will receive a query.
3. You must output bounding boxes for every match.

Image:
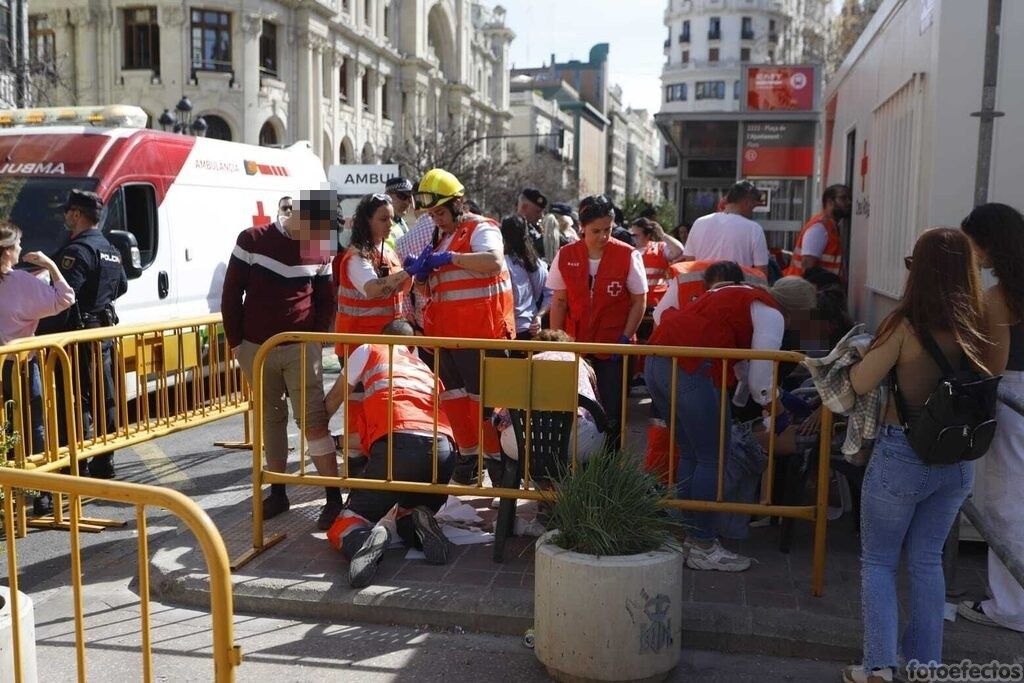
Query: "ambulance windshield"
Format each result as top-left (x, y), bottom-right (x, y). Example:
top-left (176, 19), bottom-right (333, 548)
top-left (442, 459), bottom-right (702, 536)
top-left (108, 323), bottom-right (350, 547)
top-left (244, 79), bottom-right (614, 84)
top-left (0, 177), bottom-right (99, 261)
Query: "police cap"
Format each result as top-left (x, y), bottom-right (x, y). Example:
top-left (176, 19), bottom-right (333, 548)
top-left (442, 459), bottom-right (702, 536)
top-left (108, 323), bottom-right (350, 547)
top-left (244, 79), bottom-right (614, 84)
top-left (62, 189), bottom-right (104, 214)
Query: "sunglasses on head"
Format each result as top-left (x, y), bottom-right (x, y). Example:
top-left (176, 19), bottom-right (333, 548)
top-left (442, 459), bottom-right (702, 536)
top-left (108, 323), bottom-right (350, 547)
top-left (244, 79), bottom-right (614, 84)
top-left (414, 191), bottom-right (458, 209)
top-left (904, 256), bottom-right (913, 270)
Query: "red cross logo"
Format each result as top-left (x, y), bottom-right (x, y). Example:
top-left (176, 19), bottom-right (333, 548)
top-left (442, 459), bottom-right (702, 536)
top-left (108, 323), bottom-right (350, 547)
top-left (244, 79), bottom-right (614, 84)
top-left (252, 200), bottom-right (272, 226)
top-left (607, 281), bottom-right (623, 297)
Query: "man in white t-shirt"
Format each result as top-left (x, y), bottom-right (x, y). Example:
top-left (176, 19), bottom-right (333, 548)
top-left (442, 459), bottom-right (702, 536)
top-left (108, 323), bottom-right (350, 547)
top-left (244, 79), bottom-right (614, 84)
top-left (683, 180), bottom-right (769, 272)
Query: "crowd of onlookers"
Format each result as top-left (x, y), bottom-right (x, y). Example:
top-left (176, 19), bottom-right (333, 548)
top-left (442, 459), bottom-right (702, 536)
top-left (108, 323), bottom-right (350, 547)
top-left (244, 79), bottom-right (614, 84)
top-left (1, 172), bottom-right (1021, 680)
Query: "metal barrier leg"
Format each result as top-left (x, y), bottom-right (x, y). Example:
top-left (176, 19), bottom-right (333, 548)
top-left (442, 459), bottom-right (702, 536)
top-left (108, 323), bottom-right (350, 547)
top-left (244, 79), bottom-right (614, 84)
top-left (214, 408), bottom-right (254, 451)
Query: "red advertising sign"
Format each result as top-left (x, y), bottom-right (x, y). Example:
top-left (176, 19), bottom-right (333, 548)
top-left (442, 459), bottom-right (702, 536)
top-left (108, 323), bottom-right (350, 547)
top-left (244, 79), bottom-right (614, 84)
top-left (745, 66), bottom-right (816, 112)
top-left (742, 122), bottom-right (816, 177)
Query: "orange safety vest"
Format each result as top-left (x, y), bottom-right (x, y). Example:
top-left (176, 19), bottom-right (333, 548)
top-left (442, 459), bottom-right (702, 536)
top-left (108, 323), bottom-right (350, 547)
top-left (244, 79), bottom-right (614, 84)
top-left (667, 260), bottom-right (768, 312)
top-left (560, 238), bottom-right (635, 344)
top-left (785, 213), bottom-right (842, 277)
top-left (423, 215), bottom-right (515, 340)
top-left (642, 241), bottom-right (672, 307)
top-left (333, 246), bottom-right (405, 358)
top-left (355, 344), bottom-right (454, 450)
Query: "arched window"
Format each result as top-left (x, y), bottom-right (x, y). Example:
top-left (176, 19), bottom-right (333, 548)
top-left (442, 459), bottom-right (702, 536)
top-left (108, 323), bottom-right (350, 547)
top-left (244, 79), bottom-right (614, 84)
top-left (259, 121), bottom-right (278, 146)
top-left (203, 114), bottom-right (232, 141)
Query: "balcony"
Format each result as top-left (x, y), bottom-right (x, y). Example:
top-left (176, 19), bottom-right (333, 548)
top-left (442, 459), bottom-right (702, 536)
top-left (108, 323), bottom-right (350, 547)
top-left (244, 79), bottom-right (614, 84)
top-left (769, 32), bottom-right (778, 44)
top-left (664, 38), bottom-right (670, 49)
top-left (679, 32), bottom-right (690, 43)
top-left (741, 29), bottom-right (754, 40)
top-left (707, 29), bottom-right (721, 41)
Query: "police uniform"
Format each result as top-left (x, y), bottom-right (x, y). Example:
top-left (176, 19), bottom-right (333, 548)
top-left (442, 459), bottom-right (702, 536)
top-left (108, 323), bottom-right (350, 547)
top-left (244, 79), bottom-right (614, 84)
top-left (38, 190), bottom-right (128, 478)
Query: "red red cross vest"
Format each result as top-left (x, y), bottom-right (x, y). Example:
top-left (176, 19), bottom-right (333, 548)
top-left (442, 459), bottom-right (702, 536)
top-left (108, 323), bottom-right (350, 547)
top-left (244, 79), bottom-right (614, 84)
top-left (559, 238), bottom-right (635, 344)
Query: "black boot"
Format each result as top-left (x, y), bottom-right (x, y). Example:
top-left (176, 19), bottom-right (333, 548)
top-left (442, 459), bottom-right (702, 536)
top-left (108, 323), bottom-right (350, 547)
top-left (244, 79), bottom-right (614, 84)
top-left (451, 454), bottom-right (478, 485)
top-left (33, 493), bottom-right (53, 516)
top-left (87, 455), bottom-right (116, 479)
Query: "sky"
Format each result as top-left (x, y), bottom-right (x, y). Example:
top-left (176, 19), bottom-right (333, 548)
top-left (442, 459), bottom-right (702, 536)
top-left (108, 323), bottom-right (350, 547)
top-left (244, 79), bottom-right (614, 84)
top-left (503, 0), bottom-right (845, 115)
top-left (504, 0), bottom-right (666, 115)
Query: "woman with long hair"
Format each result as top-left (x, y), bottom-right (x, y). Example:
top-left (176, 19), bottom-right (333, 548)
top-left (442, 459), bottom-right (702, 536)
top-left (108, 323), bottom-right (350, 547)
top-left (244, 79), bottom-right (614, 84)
top-left (541, 211), bottom-right (578, 264)
top-left (0, 222), bottom-right (75, 514)
top-left (500, 215), bottom-right (551, 341)
top-left (843, 228), bottom-right (987, 683)
top-left (958, 203), bottom-right (1024, 633)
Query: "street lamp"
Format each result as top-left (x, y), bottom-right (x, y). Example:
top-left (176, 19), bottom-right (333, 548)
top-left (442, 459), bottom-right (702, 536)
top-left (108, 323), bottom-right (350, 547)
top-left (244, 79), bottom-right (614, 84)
top-left (157, 96), bottom-right (207, 136)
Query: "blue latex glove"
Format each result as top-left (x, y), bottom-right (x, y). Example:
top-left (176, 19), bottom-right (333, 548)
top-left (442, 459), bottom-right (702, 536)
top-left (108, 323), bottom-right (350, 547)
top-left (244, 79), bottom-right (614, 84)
top-left (403, 245), bottom-right (433, 276)
top-left (611, 334), bottom-right (631, 362)
top-left (425, 252), bottom-right (455, 270)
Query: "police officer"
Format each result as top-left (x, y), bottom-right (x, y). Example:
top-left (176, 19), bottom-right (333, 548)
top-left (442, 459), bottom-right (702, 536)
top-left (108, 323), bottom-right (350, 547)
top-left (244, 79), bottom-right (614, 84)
top-left (38, 189), bottom-right (128, 479)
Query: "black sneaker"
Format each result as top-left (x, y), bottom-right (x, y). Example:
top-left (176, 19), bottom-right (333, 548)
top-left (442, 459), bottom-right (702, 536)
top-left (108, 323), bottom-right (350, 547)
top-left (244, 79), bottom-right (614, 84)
top-left (349, 525), bottom-right (390, 588)
top-left (317, 500), bottom-right (343, 531)
top-left (87, 456), bottom-right (116, 479)
top-left (261, 492), bottom-right (290, 520)
top-left (412, 505), bottom-right (450, 565)
top-left (451, 454), bottom-right (478, 485)
top-left (32, 493), bottom-right (53, 517)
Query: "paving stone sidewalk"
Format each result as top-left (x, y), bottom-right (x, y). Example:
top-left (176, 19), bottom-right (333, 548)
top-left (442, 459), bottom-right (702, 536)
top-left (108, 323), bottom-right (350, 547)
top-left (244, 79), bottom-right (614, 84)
top-left (151, 481), bottom-right (1024, 663)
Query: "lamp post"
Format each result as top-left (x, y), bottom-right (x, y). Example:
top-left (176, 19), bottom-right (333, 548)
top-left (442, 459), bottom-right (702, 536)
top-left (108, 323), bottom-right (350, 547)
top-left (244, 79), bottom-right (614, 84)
top-left (157, 96), bottom-right (208, 136)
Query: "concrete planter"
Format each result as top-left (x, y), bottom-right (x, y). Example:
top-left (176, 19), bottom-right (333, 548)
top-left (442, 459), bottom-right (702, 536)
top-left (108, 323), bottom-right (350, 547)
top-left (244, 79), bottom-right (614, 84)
top-left (0, 586), bottom-right (38, 682)
top-left (534, 532), bottom-right (683, 683)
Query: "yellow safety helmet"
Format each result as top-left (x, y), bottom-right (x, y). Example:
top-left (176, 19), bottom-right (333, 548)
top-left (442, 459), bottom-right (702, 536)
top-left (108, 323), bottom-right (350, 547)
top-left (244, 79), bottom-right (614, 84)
top-left (415, 168), bottom-right (465, 209)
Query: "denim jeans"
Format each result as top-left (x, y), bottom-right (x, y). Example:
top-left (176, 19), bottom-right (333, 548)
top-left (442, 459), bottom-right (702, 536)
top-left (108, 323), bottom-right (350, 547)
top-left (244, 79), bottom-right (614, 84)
top-left (860, 425), bottom-right (973, 670)
top-left (645, 356), bottom-right (729, 541)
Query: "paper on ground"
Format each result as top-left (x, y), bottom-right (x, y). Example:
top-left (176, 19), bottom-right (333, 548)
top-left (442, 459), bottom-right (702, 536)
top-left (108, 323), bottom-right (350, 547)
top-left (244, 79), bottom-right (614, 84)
top-left (435, 495), bottom-right (484, 525)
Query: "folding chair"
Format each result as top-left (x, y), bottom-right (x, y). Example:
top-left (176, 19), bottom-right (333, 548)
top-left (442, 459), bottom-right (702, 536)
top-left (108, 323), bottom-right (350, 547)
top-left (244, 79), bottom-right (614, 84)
top-left (480, 356), bottom-right (607, 562)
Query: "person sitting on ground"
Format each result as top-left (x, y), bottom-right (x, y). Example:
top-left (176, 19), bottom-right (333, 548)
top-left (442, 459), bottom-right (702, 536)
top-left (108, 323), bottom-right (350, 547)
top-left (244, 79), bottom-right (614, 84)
top-left (324, 320), bottom-right (457, 589)
top-left (492, 329), bottom-right (607, 466)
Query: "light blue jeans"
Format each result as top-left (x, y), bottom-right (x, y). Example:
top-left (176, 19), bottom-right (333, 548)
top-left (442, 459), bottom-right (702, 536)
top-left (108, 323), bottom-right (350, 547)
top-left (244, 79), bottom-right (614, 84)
top-left (860, 425), bottom-right (973, 670)
top-left (645, 356), bottom-right (728, 541)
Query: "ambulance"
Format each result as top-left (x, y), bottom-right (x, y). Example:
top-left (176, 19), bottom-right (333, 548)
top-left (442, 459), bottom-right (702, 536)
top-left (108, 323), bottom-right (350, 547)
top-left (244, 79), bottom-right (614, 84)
top-left (0, 104), bottom-right (328, 325)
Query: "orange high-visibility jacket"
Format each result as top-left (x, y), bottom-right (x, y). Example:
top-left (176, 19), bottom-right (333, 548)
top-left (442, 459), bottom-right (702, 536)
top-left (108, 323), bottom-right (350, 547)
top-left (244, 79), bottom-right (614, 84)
top-left (423, 216), bottom-right (514, 340)
top-left (642, 241), bottom-right (672, 307)
top-left (785, 213), bottom-right (842, 277)
top-left (560, 238), bottom-right (635, 344)
top-left (668, 259), bottom-right (768, 311)
top-left (355, 344), bottom-right (454, 450)
top-left (333, 246), bottom-right (405, 358)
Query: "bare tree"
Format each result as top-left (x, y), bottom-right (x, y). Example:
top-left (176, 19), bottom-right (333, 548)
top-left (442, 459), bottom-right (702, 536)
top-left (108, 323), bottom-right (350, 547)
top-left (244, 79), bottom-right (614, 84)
top-left (383, 126), bottom-right (578, 218)
top-left (0, 43), bottom-right (77, 108)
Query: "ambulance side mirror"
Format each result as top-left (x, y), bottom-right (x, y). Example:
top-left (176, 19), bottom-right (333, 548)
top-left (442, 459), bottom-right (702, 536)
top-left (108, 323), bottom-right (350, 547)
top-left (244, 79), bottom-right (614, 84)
top-left (107, 230), bottom-right (143, 280)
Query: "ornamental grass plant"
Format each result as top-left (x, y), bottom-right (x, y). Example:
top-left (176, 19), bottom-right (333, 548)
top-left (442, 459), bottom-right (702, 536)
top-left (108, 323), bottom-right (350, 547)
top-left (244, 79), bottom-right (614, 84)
top-left (543, 448), bottom-right (682, 557)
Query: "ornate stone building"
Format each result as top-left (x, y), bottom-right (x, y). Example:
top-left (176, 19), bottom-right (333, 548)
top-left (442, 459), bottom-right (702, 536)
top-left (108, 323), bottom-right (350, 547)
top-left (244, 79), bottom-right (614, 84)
top-left (28, 0), bottom-right (513, 167)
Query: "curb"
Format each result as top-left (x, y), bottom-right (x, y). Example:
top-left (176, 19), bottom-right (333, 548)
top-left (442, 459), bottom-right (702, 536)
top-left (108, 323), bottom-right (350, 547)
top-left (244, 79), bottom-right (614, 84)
top-left (150, 563), bottom-right (1019, 662)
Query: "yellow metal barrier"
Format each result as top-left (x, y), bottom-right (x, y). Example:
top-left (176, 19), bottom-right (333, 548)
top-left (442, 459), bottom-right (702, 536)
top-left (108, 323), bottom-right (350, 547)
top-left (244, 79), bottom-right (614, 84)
top-left (0, 468), bottom-right (242, 682)
top-left (238, 332), bottom-right (833, 596)
top-left (0, 315), bottom-right (250, 534)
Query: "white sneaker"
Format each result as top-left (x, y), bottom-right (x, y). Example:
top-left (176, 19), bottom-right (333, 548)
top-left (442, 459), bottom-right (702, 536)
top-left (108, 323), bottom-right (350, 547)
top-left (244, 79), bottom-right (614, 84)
top-left (842, 665), bottom-right (893, 683)
top-left (685, 540), bottom-right (752, 572)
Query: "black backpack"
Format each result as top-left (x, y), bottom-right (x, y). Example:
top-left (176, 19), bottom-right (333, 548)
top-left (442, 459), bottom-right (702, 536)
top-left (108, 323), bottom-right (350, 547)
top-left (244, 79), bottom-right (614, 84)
top-left (891, 329), bottom-right (1001, 466)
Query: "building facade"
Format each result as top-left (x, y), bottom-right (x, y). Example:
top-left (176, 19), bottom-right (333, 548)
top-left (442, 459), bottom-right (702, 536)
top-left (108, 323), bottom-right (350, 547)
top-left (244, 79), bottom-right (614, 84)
top-left (508, 81), bottom-right (576, 185)
top-left (27, 0), bottom-right (513, 168)
top-left (656, 0), bottom-right (829, 207)
top-left (607, 84), bottom-right (660, 203)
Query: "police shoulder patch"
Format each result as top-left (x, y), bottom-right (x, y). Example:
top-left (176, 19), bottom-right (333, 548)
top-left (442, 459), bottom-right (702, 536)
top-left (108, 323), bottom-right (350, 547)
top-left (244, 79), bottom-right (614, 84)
top-left (61, 255), bottom-right (77, 271)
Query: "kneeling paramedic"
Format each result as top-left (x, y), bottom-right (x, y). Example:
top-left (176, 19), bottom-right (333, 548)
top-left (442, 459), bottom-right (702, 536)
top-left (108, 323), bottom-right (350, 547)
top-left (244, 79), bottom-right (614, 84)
top-left (324, 320), bottom-right (456, 588)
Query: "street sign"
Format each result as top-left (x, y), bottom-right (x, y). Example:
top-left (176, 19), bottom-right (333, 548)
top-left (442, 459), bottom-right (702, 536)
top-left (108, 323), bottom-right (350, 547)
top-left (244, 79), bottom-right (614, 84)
top-left (741, 122), bottom-right (816, 176)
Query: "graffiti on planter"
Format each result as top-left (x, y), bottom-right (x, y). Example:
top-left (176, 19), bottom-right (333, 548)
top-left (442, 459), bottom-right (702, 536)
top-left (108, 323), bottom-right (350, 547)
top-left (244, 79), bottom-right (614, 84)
top-left (626, 588), bottom-right (673, 654)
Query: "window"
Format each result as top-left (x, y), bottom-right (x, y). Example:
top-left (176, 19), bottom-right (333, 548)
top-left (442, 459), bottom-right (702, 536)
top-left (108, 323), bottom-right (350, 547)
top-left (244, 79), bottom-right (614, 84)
top-left (339, 61), bottom-right (349, 102)
top-left (383, 3), bottom-right (391, 39)
top-left (734, 80), bottom-right (740, 99)
top-left (695, 80), bottom-right (725, 100)
top-left (680, 19), bottom-right (690, 43)
top-left (381, 76), bottom-right (390, 119)
top-left (769, 19), bottom-right (778, 43)
top-left (868, 74), bottom-right (925, 297)
top-left (123, 8), bottom-right (160, 71)
top-left (740, 47), bottom-right (750, 62)
top-left (259, 21), bottom-right (277, 77)
top-left (682, 50), bottom-right (689, 64)
top-left (768, 49), bottom-right (775, 63)
top-left (361, 70), bottom-right (370, 112)
top-left (741, 16), bottom-right (754, 40)
top-left (259, 121), bottom-right (278, 147)
top-left (202, 114), bottom-right (232, 141)
top-left (665, 83), bottom-right (687, 102)
top-left (103, 184), bottom-right (158, 269)
top-left (28, 14), bottom-right (56, 74)
top-left (322, 53), bottom-right (330, 98)
top-left (364, 0), bottom-right (372, 26)
top-left (708, 48), bottom-right (719, 63)
top-left (0, 4), bottom-right (11, 69)
top-left (191, 9), bottom-right (231, 72)
top-left (708, 16), bottom-right (721, 40)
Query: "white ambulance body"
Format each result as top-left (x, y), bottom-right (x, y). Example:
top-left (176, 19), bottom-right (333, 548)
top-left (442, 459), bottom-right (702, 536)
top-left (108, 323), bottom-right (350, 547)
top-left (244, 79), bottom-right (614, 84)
top-left (0, 105), bottom-right (328, 325)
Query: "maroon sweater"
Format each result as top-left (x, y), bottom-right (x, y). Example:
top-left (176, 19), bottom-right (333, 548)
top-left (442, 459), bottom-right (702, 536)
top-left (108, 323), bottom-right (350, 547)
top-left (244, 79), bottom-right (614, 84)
top-left (221, 223), bottom-right (334, 348)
